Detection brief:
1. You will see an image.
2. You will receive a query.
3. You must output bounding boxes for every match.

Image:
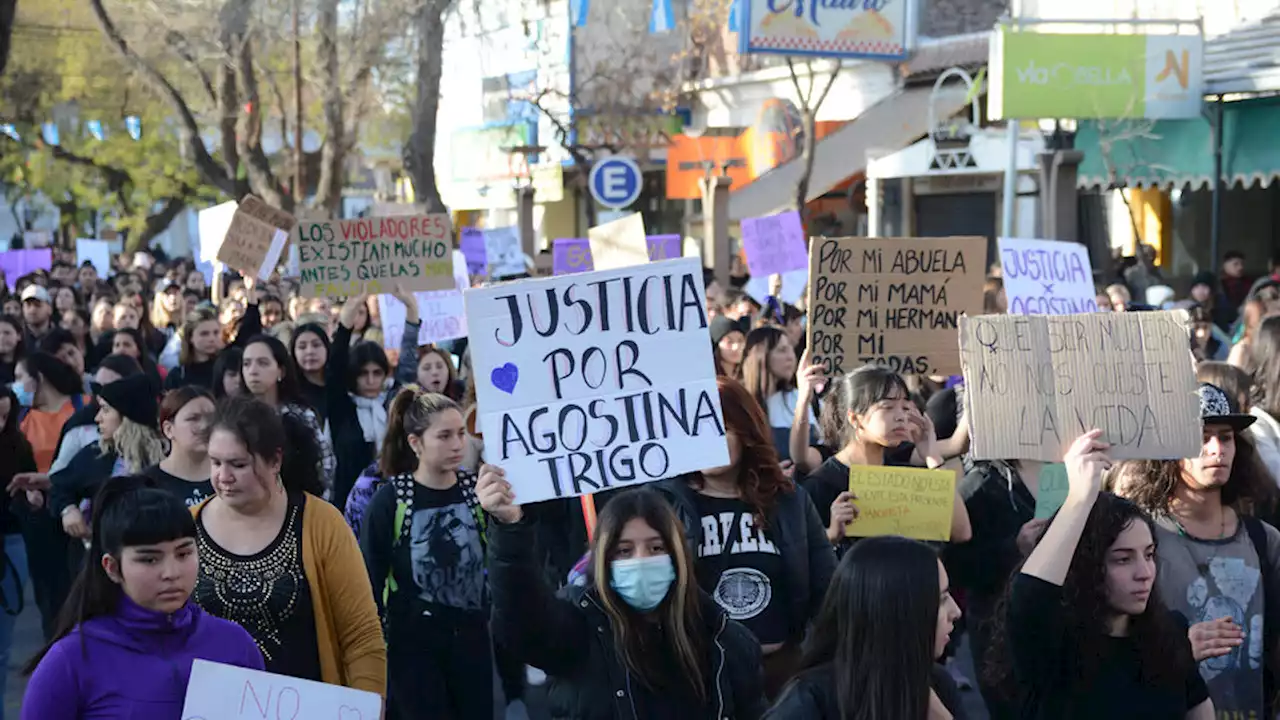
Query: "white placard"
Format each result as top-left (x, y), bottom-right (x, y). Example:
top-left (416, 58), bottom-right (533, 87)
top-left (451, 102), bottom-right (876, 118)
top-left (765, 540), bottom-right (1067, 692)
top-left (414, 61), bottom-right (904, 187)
top-left (379, 251), bottom-right (470, 349)
top-left (197, 201), bottom-right (238, 264)
top-left (181, 659), bottom-right (381, 720)
top-left (464, 257), bottom-right (729, 504)
top-left (483, 227), bottom-right (525, 278)
top-left (998, 237), bottom-right (1098, 315)
top-left (744, 268), bottom-right (809, 307)
top-left (75, 239), bottom-right (112, 279)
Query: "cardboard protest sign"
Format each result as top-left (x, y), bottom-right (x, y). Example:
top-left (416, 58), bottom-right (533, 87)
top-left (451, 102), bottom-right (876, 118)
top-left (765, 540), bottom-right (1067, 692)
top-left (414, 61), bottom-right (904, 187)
top-left (0, 249), bottom-right (52, 290)
top-left (960, 311), bottom-right (1201, 462)
top-left (999, 238), bottom-right (1098, 314)
top-left (740, 210), bottom-right (807, 277)
top-left (378, 251), bottom-right (470, 349)
top-left (1034, 463), bottom-right (1070, 520)
top-left (845, 465), bottom-right (956, 542)
top-left (459, 228), bottom-right (486, 276)
top-left (553, 238), bottom-right (594, 275)
top-left (75, 239), bottom-right (112, 279)
top-left (588, 212), bottom-right (648, 270)
top-left (182, 659), bottom-right (381, 720)
top-left (216, 195), bottom-right (295, 279)
top-left (807, 236), bottom-right (986, 377)
top-left (464, 256), bottom-right (728, 504)
top-left (297, 214), bottom-right (453, 298)
top-left (483, 227), bottom-right (525, 278)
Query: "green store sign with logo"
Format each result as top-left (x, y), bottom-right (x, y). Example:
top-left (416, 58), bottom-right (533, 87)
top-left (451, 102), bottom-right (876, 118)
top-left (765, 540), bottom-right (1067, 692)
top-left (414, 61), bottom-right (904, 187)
top-left (989, 26), bottom-right (1204, 120)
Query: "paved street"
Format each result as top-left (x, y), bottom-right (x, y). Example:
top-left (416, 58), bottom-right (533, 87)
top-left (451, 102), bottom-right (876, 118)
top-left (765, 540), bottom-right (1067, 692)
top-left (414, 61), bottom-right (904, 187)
top-left (3, 588), bottom-right (38, 719)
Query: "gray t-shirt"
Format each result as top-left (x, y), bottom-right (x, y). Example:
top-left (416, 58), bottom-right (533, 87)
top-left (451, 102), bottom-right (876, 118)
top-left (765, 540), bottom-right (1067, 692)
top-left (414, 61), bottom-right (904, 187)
top-left (1153, 515), bottom-right (1280, 718)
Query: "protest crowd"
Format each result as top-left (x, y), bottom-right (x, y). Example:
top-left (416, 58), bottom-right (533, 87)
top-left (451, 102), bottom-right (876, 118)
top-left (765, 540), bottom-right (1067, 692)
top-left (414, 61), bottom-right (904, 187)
top-left (0, 226), bottom-right (1277, 720)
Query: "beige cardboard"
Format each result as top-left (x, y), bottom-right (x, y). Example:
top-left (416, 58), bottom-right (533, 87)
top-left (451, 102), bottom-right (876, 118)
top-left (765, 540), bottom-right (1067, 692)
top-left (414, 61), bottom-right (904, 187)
top-left (587, 213), bottom-right (648, 270)
top-left (960, 311), bottom-right (1201, 462)
top-left (215, 196), bottom-right (297, 276)
top-left (806, 236), bottom-right (987, 377)
top-left (296, 214), bottom-right (454, 298)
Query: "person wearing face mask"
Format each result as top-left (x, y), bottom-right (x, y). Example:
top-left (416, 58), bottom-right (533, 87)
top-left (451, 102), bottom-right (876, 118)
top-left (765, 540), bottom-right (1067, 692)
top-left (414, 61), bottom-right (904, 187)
top-left (192, 396), bottom-right (384, 692)
top-left (658, 376), bottom-right (834, 700)
top-left (20, 476), bottom-right (264, 720)
top-left (766, 536), bottom-right (965, 719)
top-left (359, 388), bottom-right (490, 719)
top-left (480, 477), bottom-right (767, 720)
top-left (800, 365), bottom-right (971, 549)
top-left (1113, 385), bottom-right (1280, 719)
top-left (985, 432), bottom-right (1214, 720)
top-left (143, 388), bottom-right (216, 507)
top-left (326, 292), bottom-right (418, 511)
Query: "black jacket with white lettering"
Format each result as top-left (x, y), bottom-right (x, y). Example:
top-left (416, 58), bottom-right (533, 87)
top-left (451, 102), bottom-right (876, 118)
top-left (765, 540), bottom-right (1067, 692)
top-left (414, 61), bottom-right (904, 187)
top-left (488, 518), bottom-right (766, 720)
top-left (656, 477), bottom-right (836, 645)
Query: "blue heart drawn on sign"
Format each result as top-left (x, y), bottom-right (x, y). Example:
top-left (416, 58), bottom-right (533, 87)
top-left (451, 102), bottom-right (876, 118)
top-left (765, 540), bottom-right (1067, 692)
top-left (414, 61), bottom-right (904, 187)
top-left (491, 363), bottom-right (519, 394)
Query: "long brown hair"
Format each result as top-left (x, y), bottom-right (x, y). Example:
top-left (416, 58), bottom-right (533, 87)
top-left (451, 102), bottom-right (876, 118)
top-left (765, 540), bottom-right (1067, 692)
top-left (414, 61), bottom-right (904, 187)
top-left (1119, 430), bottom-right (1278, 517)
top-left (741, 326), bottom-right (795, 412)
top-left (418, 345), bottom-right (461, 401)
top-left (589, 488), bottom-right (708, 701)
top-left (380, 386), bottom-right (461, 476)
top-left (691, 376), bottom-right (793, 527)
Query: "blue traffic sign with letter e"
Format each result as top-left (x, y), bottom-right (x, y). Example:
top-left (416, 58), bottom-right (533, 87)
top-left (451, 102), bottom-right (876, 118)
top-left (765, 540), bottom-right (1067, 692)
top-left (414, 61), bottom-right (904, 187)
top-left (589, 157), bottom-right (643, 209)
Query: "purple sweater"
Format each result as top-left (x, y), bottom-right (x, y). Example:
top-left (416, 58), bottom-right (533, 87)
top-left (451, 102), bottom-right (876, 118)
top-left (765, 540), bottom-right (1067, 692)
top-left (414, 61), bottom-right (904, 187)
top-left (22, 594), bottom-right (263, 720)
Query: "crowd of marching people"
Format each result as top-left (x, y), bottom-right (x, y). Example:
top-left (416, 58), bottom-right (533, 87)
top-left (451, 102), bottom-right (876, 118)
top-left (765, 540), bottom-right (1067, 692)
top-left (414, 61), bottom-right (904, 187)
top-left (0, 242), bottom-right (1277, 720)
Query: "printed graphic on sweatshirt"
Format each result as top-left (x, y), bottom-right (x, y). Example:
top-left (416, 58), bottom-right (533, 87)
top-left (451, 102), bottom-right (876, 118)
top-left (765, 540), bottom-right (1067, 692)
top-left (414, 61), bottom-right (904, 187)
top-left (698, 511), bottom-right (780, 621)
top-left (410, 504), bottom-right (484, 610)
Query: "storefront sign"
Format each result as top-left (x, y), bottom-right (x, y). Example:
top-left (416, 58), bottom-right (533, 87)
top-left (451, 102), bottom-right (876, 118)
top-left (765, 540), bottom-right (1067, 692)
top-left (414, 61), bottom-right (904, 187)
top-left (990, 26), bottom-right (1204, 120)
top-left (740, 0), bottom-right (910, 60)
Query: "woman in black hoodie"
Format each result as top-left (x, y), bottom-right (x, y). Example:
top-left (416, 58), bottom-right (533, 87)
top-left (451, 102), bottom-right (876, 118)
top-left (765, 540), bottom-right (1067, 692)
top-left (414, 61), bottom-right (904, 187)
top-left (658, 375), bottom-right (834, 700)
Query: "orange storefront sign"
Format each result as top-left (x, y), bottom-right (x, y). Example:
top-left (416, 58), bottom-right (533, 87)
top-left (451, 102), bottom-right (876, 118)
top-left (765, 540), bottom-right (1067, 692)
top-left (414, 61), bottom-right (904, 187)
top-left (666, 112), bottom-right (846, 200)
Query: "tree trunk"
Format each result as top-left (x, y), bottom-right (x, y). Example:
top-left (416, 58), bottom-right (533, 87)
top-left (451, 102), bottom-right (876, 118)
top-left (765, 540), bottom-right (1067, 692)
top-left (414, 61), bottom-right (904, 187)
top-left (404, 0), bottom-right (449, 213)
top-left (0, 0), bottom-right (15, 78)
top-left (314, 0), bottom-right (345, 215)
top-left (795, 108), bottom-right (817, 221)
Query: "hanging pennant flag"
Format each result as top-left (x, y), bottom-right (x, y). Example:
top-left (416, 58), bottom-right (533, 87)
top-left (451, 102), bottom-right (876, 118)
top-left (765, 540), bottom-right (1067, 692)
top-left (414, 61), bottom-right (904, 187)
top-left (41, 123), bottom-right (59, 146)
top-left (570, 0), bottom-right (589, 27)
top-left (87, 120), bottom-right (105, 142)
top-left (0, 125), bottom-right (18, 142)
top-left (649, 0), bottom-right (674, 33)
top-left (125, 116), bottom-right (142, 140)
top-left (728, 0), bottom-right (742, 32)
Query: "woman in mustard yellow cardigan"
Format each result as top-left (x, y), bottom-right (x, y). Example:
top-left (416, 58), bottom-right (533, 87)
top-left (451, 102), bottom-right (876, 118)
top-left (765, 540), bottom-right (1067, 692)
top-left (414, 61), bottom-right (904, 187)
top-left (191, 395), bottom-right (385, 695)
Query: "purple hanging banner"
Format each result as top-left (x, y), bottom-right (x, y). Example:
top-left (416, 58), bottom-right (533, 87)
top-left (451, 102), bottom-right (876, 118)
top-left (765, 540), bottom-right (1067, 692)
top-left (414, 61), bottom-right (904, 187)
top-left (645, 235), bottom-right (682, 261)
top-left (459, 228), bottom-right (487, 276)
top-left (553, 238), bottom-right (594, 275)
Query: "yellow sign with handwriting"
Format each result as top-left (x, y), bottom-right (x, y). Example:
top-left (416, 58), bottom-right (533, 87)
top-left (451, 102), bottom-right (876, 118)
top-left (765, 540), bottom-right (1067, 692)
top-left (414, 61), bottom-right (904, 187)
top-left (845, 465), bottom-right (956, 542)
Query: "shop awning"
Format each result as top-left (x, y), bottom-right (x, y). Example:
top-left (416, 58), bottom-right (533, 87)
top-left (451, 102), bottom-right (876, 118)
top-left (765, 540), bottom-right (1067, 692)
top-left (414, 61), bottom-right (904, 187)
top-left (727, 84), bottom-right (972, 221)
top-left (1076, 95), bottom-right (1280, 190)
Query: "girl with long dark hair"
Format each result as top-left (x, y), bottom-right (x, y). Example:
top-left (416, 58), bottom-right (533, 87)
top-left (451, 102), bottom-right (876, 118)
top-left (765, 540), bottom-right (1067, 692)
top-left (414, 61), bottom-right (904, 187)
top-left (211, 346), bottom-right (242, 401)
top-left (768, 536), bottom-right (964, 719)
top-left (1247, 315), bottom-right (1280, 481)
top-left (143, 388), bottom-right (216, 507)
top-left (239, 335), bottom-right (334, 494)
top-left (21, 476), bottom-right (263, 719)
top-left (290, 322), bottom-right (331, 422)
top-left (0, 315), bottom-right (25, 385)
top-left (742, 326), bottom-right (819, 465)
top-left (802, 365), bottom-right (971, 548)
top-left (659, 375), bottom-right (834, 699)
top-left (987, 431), bottom-right (1213, 719)
top-left (481, 479), bottom-right (767, 719)
top-left (192, 396), bottom-right (384, 693)
top-left (359, 387), bottom-right (488, 719)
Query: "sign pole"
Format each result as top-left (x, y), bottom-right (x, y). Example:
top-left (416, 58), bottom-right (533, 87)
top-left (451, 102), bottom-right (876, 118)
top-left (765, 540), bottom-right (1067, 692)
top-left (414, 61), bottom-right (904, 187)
top-left (1001, 4), bottom-right (1021, 241)
top-left (580, 495), bottom-right (598, 541)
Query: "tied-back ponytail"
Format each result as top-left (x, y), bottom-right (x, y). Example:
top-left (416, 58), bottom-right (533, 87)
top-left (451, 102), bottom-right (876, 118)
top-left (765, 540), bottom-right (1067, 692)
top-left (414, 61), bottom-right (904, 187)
top-left (378, 386), bottom-right (461, 477)
top-left (818, 365), bottom-right (911, 451)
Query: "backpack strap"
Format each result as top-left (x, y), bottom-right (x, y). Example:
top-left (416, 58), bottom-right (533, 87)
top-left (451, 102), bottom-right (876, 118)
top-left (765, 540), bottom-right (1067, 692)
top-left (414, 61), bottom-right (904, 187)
top-left (382, 474), bottom-right (415, 607)
top-left (1243, 516), bottom-right (1280, 716)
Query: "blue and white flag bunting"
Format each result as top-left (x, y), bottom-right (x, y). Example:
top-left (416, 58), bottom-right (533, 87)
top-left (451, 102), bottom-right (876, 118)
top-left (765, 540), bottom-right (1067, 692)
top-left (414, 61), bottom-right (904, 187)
top-left (728, 0), bottom-right (742, 32)
top-left (0, 125), bottom-right (18, 142)
top-left (87, 120), bottom-right (105, 142)
top-left (125, 116), bottom-right (142, 140)
top-left (649, 0), bottom-right (674, 33)
top-left (570, 0), bottom-right (589, 27)
top-left (41, 123), bottom-right (59, 146)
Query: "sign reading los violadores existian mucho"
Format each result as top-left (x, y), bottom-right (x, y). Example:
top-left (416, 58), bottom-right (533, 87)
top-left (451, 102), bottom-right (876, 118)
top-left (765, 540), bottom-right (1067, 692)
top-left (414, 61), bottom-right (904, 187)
top-left (296, 214), bottom-right (455, 298)
top-left (806, 236), bottom-right (986, 378)
top-left (464, 257), bottom-right (729, 504)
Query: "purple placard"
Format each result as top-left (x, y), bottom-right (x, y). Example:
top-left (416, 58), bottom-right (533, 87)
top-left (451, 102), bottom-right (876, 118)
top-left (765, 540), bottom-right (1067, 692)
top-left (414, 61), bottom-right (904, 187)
top-left (740, 210), bottom-right (807, 277)
top-left (459, 228), bottom-right (487, 276)
top-left (646, 235), bottom-right (682, 261)
top-left (0, 248), bottom-right (53, 290)
top-left (553, 238), bottom-right (594, 275)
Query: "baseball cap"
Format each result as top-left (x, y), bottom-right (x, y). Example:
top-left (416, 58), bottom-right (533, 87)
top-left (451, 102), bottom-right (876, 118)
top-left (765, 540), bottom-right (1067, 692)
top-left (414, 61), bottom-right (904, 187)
top-left (20, 286), bottom-right (50, 304)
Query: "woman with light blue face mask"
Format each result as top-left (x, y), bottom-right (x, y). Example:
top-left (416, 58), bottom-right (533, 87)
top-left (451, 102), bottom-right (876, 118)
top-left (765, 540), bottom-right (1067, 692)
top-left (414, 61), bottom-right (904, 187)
top-left (478, 470), bottom-right (768, 720)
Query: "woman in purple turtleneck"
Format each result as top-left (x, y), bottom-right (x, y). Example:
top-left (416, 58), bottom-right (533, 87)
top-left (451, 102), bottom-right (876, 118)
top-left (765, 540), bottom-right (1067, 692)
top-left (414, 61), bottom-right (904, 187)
top-left (21, 475), bottom-right (262, 719)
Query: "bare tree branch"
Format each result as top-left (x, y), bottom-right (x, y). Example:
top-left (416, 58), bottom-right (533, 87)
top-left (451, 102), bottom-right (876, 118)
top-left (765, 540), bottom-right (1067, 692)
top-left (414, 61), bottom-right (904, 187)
top-left (87, 0), bottom-right (237, 196)
top-left (164, 30), bottom-right (218, 104)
